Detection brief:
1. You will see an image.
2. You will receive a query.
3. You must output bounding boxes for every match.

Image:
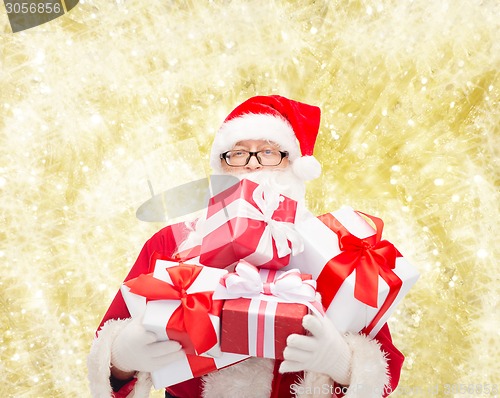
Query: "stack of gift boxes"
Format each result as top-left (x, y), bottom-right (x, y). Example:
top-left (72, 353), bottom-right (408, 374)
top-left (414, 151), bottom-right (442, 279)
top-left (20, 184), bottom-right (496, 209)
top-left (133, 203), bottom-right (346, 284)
top-left (121, 179), bottom-right (420, 389)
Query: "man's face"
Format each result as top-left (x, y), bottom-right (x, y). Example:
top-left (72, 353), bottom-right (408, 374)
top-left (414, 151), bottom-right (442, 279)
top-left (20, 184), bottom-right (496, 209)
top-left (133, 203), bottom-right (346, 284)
top-left (220, 139), bottom-right (290, 174)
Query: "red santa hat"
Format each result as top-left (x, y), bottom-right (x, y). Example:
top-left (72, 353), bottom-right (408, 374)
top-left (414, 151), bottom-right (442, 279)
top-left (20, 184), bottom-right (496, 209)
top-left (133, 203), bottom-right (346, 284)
top-left (210, 95), bottom-right (322, 181)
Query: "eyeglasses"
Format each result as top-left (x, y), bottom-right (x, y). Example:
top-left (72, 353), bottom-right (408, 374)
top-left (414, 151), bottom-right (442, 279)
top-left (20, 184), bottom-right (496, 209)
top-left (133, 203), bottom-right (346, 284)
top-left (220, 149), bottom-right (289, 167)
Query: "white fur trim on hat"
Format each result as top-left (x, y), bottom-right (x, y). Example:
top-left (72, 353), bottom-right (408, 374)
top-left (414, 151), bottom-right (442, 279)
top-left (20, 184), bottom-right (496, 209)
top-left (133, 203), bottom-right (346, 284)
top-left (292, 155), bottom-right (322, 181)
top-left (87, 318), bottom-right (153, 398)
top-left (210, 113), bottom-right (301, 174)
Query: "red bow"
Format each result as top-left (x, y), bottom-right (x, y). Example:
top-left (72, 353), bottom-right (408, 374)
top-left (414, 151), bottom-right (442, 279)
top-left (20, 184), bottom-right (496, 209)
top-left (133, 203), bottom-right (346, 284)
top-left (125, 253), bottom-right (221, 355)
top-left (317, 212), bottom-right (403, 334)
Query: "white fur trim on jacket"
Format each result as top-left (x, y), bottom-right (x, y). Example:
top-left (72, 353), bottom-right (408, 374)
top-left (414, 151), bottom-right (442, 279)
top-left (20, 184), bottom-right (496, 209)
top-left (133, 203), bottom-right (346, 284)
top-left (294, 372), bottom-right (334, 397)
top-left (201, 358), bottom-right (335, 398)
top-left (202, 357), bottom-right (274, 398)
top-left (87, 318), bottom-right (153, 398)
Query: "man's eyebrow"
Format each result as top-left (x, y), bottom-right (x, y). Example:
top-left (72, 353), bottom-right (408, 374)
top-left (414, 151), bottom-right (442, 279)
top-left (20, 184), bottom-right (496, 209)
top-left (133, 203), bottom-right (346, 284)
top-left (257, 143), bottom-right (279, 150)
top-left (231, 142), bottom-right (279, 150)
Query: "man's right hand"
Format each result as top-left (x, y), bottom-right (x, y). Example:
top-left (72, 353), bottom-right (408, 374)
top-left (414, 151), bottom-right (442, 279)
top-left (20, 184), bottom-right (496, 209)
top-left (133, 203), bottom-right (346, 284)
top-left (111, 316), bottom-right (185, 375)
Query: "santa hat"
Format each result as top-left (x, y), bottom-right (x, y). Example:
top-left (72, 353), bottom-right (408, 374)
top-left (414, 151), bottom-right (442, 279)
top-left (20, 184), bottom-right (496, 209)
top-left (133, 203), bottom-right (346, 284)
top-left (209, 95), bottom-right (322, 181)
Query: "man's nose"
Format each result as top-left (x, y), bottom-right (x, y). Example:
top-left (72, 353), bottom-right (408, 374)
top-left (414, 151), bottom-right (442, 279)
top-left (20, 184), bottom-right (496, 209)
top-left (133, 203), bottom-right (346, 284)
top-left (245, 154), bottom-right (262, 170)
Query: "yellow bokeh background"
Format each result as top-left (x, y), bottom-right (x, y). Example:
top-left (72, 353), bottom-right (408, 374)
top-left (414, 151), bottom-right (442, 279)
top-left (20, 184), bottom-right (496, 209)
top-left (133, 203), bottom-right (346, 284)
top-left (0, 1), bottom-right (498, 397)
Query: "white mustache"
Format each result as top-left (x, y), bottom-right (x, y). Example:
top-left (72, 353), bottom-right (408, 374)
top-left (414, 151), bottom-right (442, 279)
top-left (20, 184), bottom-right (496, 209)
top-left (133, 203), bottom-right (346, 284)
top-left (232, 168), bottom-right (306, 202)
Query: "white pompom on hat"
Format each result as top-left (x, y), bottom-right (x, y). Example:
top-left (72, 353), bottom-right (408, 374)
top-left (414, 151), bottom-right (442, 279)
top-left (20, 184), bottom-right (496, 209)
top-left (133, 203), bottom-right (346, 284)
top-left (210, 95), bottom-right (322, 181)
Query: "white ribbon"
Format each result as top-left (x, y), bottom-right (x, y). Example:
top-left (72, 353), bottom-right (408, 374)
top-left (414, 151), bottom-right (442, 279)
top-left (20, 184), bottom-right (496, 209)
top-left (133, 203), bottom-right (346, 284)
top-left (251, 184), bottom-right (304, 258)
top-left (214, 260), bottom-right (324, 317)
top-left (202, 183), bottom-right (304, 264)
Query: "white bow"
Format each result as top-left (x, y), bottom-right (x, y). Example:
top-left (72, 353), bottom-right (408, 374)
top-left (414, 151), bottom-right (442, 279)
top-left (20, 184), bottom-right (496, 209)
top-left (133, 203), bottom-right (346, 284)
top-left (251, 184), bottom-right (304, 258)
top-left (215, 260), bottom-right (324, 316)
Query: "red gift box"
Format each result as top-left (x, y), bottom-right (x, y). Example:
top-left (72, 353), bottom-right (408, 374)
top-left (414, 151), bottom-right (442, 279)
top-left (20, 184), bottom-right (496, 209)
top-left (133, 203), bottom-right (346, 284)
top-left (220, 298), bottom-right (308, 360)
top-left (199, 179), bottom-right (303, 270)
top-left (213, 260), bottom-right (323, 360)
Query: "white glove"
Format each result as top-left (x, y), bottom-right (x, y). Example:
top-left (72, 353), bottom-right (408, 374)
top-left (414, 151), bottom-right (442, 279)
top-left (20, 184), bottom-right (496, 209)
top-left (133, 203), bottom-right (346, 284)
top-left (280, 314), bottom-right (352, 385)
top-left (111, 316), bottom-right (185, 373)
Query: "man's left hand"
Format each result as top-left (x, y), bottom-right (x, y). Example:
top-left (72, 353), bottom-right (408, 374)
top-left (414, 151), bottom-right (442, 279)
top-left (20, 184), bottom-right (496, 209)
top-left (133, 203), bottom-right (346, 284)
top-left (279, 314), bottom-right (352, 385)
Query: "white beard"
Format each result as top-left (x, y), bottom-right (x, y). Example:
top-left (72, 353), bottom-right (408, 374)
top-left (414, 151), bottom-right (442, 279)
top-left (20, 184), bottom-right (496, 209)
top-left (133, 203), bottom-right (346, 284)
top-left (177, 167), bottom-right (306, 254)
top-left (230, 167), bottom-right (306, 203)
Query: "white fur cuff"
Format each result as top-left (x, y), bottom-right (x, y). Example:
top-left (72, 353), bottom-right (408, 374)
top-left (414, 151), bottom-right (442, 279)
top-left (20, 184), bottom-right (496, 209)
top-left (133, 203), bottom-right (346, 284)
top-left (342, 333), bottom-right (390, 398)
top-left (295, 372), bottom-right (335, 398)
top-left (87, 318), bottom-right (153, 398)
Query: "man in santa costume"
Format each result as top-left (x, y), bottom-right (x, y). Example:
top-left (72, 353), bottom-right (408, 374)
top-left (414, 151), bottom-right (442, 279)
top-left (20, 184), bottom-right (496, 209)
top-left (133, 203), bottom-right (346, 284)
top-left (87, 95), bottom-right (404, 398)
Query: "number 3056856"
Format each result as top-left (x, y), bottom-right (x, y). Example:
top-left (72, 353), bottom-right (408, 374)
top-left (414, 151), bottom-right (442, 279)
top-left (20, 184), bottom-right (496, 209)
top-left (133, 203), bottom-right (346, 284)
top-left (5, 2), bottom-right (62, 14)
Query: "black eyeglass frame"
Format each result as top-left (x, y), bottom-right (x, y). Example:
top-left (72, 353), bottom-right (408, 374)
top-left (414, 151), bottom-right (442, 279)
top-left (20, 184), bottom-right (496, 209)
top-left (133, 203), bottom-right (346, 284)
top-left (220, 150), bottom-right (289, 167)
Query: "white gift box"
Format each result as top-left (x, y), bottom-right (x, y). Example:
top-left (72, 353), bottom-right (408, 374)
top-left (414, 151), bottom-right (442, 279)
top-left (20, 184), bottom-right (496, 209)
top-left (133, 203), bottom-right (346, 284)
top-left (285, 206), bottom-right (420, 337)
top-left (150, 351), bottom-right (248, 390)
top-left (120, 257), bottom-right (249, 388)
top-left (121, 258), bottom-right (227, 357)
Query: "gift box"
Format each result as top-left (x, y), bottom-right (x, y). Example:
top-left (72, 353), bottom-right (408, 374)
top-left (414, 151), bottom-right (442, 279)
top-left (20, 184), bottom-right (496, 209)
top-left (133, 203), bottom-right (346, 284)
top-left (199, 178), bottom-right (303, 270)
top-left (168, 219), bottom-right (203, 261)
top-left (285, 207), bottom-right (420, 338)
top-left (121, 253), bottom-right (249, 388)
top-left (121, 252), bottom-right (228, 357)
top-left (220, 298), bottom-right (307, 360)
top-left (213, 260), bottom-right (323, 360)
top-left (150, 351), bottom-right (248, 389)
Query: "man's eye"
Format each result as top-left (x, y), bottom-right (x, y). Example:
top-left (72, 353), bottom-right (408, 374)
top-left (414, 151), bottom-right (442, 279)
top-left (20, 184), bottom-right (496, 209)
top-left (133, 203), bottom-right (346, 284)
top-left (262, 149), bottom-right (275, 155)
top-left (232, 151), bottom-right (246, 157)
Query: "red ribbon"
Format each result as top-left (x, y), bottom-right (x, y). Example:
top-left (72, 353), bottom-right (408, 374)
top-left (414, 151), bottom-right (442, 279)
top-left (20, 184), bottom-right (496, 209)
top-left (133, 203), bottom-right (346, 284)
top-left (185, 353), bottom-right (247, 379)
top-left (125, 252), bottom-right (222, 355)
top-left (186, 354), bottom-right (218, 378)
top-left (317, 212), bottom-right (403, 334)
